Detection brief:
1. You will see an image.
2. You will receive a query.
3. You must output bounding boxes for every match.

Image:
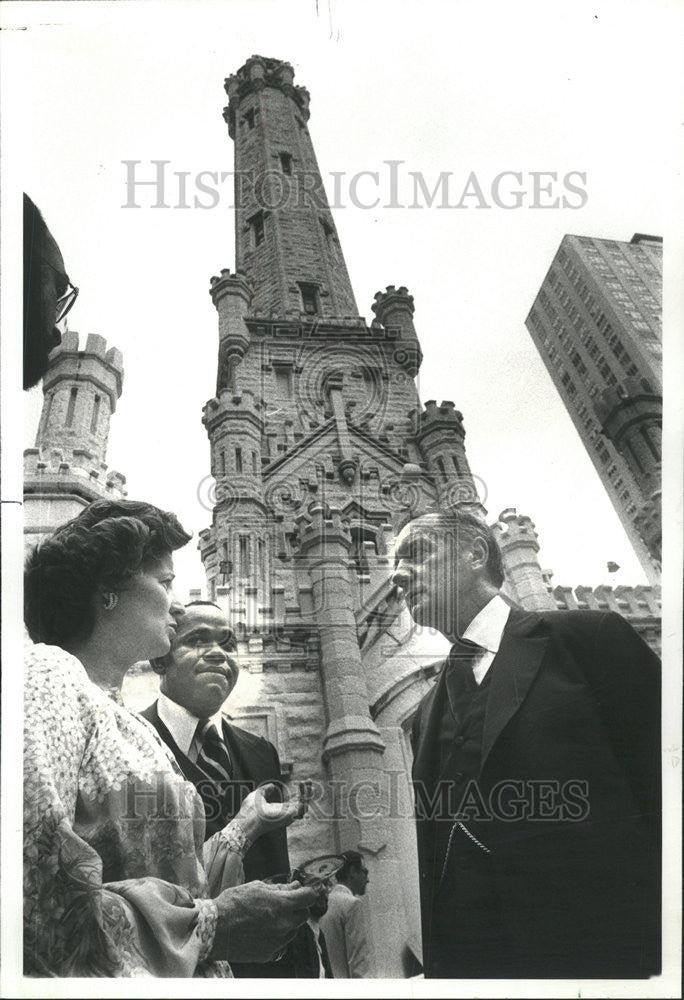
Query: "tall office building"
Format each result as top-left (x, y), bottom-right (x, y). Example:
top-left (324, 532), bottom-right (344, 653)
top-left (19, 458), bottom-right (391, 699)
top-left (525, 234), bottom-right (662, 583)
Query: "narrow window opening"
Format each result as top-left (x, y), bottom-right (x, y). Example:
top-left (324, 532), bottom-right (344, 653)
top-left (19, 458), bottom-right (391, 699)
top-left (275, 367), bottom-right (292, 398)
top-left (239, 535), bottom-right (250, 578)
top-left (244, 109), bottom-right (255, 130)
top-left (235, 447), bottom-right (243, 473)
top-left (279, 152), bottom-right (293, 175)
top-left (90, 395), bottom-right (101, 434)
top-left (298, 282), bottom-right (319, 316)
top-left (43, 393), bottom-right (54, 429)
top-left (249, 211), bottom-right (265, 247)
top-left (66, 387), bottom-right (77, 428)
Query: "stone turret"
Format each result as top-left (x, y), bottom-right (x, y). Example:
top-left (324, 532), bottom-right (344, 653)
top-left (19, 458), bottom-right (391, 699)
top-left (24, 332), bottom-right (126, 550)
top-left (371, 285), bottom-right (422, 376)
top-left (493, 508), bottom-right (556, 610)
top-left (593, 376), bottom-right (662, 571)
top-left (37, 331), bottom-right (124, 465)
top-left (594, 377), bottom-right (661, 500)
top-left (210, 269), bottom-right (253, 393)
top-left (415, 400), bottom-right (482, 511)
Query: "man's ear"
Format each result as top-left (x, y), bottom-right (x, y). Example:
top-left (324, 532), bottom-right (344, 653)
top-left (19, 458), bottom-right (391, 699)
top-left (470, 536), bottom-right (489, 572)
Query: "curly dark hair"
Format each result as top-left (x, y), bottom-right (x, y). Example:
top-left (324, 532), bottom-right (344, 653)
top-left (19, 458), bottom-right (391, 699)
top-left (24, 499), bottom-right (191, 648)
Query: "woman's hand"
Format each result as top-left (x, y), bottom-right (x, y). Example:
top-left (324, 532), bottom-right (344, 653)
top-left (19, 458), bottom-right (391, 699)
top-left (212, 880), bottom-right (317, 962)
top-left (234, 781), bottom-right (312, 843)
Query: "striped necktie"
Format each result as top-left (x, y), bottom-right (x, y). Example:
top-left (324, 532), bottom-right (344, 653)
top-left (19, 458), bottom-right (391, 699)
top-left (196, 720), bottom-right (233, 782)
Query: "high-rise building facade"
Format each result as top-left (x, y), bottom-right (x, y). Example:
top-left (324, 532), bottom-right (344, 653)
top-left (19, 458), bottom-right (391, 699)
top-left (525, 234), bottom-right (662, 583)
top-left (24, 331), bottom-right (126, 551)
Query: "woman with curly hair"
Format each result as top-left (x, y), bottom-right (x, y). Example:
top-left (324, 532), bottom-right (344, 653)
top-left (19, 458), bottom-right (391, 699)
top-left (24, 499), bottom-right (314, 978)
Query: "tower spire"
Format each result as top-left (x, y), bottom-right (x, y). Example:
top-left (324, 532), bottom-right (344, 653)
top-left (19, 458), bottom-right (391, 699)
top-left (223, 55), bottom-right (358, 319)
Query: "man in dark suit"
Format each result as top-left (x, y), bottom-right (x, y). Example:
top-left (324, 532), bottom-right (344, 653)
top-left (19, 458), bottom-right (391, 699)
top-left (143, 600), bottom-right (291, 976)
top-left (392, 510), bottom-right (661, 980)
top-left (284, 880), bottom-right (334, 978)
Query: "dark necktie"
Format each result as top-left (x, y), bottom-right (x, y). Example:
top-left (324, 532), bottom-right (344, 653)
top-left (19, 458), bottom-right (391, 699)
top-left (196, 720), bottom-right (233, 783)
top-left (444, 638), bottom-right (484, 722)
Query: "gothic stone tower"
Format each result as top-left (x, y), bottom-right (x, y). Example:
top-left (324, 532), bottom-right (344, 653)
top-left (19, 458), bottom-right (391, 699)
top-left (199, 56), bottom-right (481, 976)
top-left (24, 331), bottom-right (126, 550)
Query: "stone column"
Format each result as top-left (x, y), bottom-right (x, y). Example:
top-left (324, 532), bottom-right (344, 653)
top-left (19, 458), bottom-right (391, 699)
top-left (295, 503), bottom-right (406, 975)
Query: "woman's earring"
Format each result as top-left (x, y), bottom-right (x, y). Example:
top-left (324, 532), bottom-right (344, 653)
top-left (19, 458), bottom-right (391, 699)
top-left (102, 593), bottom-right (118, 611)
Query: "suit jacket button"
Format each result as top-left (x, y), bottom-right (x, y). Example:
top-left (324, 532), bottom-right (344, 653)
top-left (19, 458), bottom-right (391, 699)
top-left (453, 736), bottom-right (465, 747)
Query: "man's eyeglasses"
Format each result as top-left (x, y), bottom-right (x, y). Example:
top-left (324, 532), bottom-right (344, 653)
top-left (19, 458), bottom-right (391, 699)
top-left (55, 279), bottom-right (79, 324)
top-left (39, 256), bottom-right (79, 324)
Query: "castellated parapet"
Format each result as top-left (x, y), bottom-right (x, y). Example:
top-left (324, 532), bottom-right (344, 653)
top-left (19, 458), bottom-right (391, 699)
top-left (24, 331), bottom-right (126, 550)
top-left (39, 331), bottom-right (123, 464)
top-left (415, 400), bottom-right (482, 511)
top-left (594, 376), bottom-right (662, 501)
top-left (210, 269), bottom-right (253, 391)
top-left (593, 376), bottom-right (662, 570)
top-left (223, 56), bottom-right (310, 138)
top-left (371, 285), bottom-right (422, 376)
top-left (493, 508), bottom-right (557, 611)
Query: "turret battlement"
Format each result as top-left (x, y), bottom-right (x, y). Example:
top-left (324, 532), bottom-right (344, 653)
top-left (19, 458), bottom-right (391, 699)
top-left (202, 388), bottom-right (264, 432)
top-left (294, 503), bottom-right (352, 550)
top-left (371, 286), bottom-right (422, 375)
top-left (494, 507), bottom-right (539, 543)
top-left (555, 584), bottom-right (661, 616)
top-left (24, 447), bottom-right (127, 497)
top-left (45, 331), bottom-right (124, 407)
top-left (372, 285), bottom-right (414, 317)
top-left (418, 400), bottom-right (465, 429)
top-left (223, 56), bottom-right (310, 138)
top-left (210, 268), bottom-right (253, 310)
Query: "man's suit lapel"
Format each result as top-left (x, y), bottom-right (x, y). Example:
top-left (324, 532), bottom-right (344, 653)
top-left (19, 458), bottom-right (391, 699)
top-left (222, 718), bottom-right (273, 785)
top-left (412, 667), bottom-right (449, 792)
top-left (480, 609), bottom-right (549, 771)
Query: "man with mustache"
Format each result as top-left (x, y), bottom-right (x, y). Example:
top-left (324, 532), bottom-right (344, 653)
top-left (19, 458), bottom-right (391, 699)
top-left (142, 600), bottom-right (290, 886)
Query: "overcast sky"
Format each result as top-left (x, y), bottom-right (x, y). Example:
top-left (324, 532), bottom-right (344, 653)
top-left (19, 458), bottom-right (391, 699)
top-left (7, 0), bottom-right (680, 599)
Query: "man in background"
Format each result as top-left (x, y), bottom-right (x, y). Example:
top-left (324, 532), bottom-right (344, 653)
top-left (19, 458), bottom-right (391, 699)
top-left (23, 194), bottom-right (77, 389)
top-left (320, 850), bottom-right (374, 978)
top-left (143, 599), bottom-right (292, 977)
top-left (144, 600), bottom-right (289, 878)
top-left (285, 879), bottom-right (334, 978)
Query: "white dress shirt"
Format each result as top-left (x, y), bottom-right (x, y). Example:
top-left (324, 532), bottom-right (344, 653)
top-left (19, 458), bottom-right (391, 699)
top-left (460, 594), bottom-right (511, 685)
top-left (319, 883), bottom-right (373, 978)
top-left (307, 917), bottom-right (326, 978)
top-left (157, 692), bottom-right (225, 763)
